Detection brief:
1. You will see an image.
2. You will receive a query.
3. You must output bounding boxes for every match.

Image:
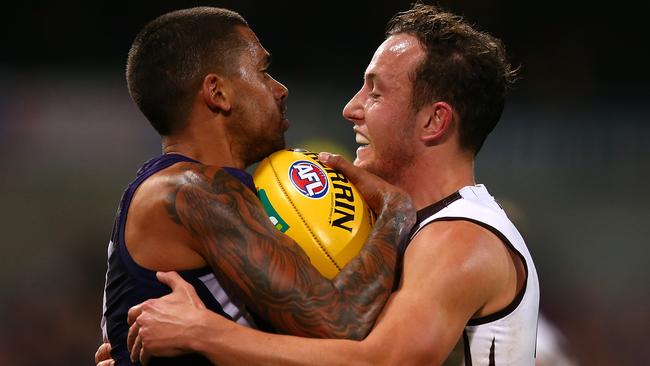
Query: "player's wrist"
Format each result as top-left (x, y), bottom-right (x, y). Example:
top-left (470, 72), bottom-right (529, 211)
top-left (377, 191), bottom-right (415, 239)
top-left (188, 309), bottom-right (230, 355)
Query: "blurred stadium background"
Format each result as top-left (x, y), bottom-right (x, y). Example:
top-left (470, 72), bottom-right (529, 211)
top-left (1, 1), bottom-right (648, 364)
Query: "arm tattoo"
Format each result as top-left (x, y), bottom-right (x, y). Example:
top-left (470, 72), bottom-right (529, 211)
top-left (166, 165), bottom-right (414, 339)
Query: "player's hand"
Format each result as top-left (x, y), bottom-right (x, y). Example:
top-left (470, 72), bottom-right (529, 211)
top-left (94, 342), bottom-right (114, 366)
top-left (127, 271), bottom-right (207, 365)
top-left (318, 152), bottom-right (411, 214)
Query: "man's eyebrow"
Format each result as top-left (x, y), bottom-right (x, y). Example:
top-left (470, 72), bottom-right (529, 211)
top-left (264, 53), bottom-right (273, 67)
top-left (364, 73), bottom-right (379, 88)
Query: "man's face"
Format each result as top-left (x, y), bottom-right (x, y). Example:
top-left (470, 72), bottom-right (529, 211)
top-left (342, 34), bottom-right (425, 184)
top-left (227, 26), bottom-right (289, 166)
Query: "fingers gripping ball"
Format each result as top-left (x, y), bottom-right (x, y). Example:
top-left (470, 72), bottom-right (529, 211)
top-left (253, 149), bottom-right (375, 279)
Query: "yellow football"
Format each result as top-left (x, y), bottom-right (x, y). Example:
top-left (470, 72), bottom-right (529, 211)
top-left (253, 149), bottom-right (375, 279)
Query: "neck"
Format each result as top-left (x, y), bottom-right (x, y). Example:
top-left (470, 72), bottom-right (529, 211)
top-left (397, 153), bottom-right (475, 211)
top-left (161, 117), bottom-right (245, 169)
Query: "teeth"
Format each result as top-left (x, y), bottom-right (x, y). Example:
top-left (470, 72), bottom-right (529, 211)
top-left (355, 133), bottom-right (370, 144)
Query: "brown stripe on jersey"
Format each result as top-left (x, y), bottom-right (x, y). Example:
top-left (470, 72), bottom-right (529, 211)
top-left (489, 337), bottom-right (496, 366)
top-left (463, 330), bottom-right (473, 366)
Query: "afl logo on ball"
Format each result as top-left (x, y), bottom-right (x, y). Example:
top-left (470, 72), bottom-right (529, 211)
top-left (288, 160), bottom-right (329, 199)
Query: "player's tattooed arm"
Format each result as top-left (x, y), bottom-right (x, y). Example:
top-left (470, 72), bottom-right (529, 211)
top-left (166, 163), bottom-right (415, 340)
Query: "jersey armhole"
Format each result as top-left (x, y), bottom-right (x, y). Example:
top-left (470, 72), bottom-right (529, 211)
top-left (424, 217), bottom-right (529, 325)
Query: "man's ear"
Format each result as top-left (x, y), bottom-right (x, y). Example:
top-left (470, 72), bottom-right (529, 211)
top-left (419, 101), bottom-right (453, 145)
top-left (201, 74), bottom-right (231, 113)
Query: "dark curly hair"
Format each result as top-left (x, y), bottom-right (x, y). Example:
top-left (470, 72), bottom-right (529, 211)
top-left (387, 3), bottom-right (517, 155)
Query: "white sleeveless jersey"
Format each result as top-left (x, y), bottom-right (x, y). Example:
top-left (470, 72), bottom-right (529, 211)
top-left (410, 184), bottom-right (540, 366)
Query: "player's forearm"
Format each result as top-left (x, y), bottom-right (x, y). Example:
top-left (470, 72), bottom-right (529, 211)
top-left (247, 190), bottom-right (414, 340)
top-left (327, 190), bottom-right (415, 338)
top-left (190, 310), bottom-right (377, 366)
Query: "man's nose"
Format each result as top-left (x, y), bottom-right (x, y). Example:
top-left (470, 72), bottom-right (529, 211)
top-left (342, 90), bottom-right (363, 124)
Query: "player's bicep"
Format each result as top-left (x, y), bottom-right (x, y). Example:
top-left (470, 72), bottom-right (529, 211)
top-left (365, 223), bottom-right (500, 364)
top-left (171, 168), bottom-right (315, 286)
top-left (171, 168), bottom-right (282, 246)
top-left (364, 264), bottom-right (469, 363)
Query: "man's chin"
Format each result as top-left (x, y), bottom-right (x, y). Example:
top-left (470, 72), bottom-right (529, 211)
top-left (266, 136), bottom-right (286, 155)
top-left (274, 138), bottom-right (286, 152)
top-left (246, 142), bottom-right (285, 167)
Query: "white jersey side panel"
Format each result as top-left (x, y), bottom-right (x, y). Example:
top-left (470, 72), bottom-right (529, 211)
top-left (197, 273), bottom-right (256, 327)
top-left (411, 185), bottom-right (540, 366)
